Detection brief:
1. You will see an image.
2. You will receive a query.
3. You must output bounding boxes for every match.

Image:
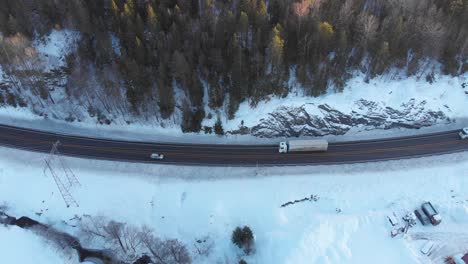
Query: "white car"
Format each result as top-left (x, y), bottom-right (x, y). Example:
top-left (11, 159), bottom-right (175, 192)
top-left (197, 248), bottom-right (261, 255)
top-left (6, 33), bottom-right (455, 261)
top-left (150, 153), bottom-right (164, 160)
top-left (420, 240), bottom-right (434, 255)
top-left (459, 127), bottom-right (468, 139)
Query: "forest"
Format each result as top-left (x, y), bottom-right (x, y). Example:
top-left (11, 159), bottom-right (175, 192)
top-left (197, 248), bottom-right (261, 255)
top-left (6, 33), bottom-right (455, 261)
top-left (0, 0), bottom-right (467, 132)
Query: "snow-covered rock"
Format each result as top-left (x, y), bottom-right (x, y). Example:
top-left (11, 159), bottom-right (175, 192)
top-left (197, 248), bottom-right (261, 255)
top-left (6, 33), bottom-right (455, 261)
top-left (248, 99), bottom-right (450, 138)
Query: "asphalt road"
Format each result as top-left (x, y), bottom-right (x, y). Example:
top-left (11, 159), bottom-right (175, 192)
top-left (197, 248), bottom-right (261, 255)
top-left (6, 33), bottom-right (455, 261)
top-left (0, 124), bottom-right (466, 166)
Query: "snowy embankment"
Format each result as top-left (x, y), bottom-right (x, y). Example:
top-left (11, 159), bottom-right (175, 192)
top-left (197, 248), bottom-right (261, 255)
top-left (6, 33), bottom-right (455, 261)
top-left (1, 71), bottom-right (467, 144)
top-left (0, 225), bottom-right (75, 263)
top-left (0, 29), bottom-right (467, 143)
top-left (234, 74), bottom-right (467, 139)
top-left (1, 147), bottom-right (468, 263)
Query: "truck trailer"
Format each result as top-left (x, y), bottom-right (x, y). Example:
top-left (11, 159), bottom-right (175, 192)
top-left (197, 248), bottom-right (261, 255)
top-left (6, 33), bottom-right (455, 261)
top-left (279, 139), bottom-right (328, 153)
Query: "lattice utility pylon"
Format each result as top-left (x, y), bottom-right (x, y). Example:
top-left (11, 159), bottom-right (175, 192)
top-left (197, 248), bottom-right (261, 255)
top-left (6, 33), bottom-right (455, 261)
top-left (43, 141), bottom-right (80, 208)
top-left (54, 141), bottom-right (81, 189)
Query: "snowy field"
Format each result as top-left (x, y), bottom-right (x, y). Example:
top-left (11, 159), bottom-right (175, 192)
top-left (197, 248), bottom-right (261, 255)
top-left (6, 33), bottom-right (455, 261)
top-left (1, 146), bottom-right (468, 263)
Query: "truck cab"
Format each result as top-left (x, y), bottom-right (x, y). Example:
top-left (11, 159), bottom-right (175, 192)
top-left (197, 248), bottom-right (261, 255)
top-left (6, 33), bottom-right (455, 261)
top-left (460, 127), bottom-right (468, 139)
top-left (279, 142), bottom-right (288, 153)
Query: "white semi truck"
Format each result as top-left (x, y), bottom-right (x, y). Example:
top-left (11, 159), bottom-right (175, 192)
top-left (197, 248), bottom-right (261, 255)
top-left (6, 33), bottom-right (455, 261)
top-left (279, 139), bottom-right (328, 153)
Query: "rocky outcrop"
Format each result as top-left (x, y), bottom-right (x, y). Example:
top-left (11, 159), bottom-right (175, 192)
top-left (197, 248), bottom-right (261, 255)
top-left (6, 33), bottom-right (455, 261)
top-left (248, 99), bottom-right (450, 138)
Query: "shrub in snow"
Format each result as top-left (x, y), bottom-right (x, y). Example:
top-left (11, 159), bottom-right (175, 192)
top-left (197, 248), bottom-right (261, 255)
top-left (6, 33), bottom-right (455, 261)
top-left (0, 202), bottom-right (9, 221)
top-left (426, 72), bottom-right (435, 84)
top-left (0, 202), bottom-right (8, 213)
top-left (5, 91), bottom-right (17, 107)
top-left (134, 255), bottom-right (152, 264)
top-left (239, 259), bottom-right (248, 264)
top-left (231, 226), bottom-right (254, 255)
top-left (203, 126), bottom-right (213, 134)
top-left (194, 236), bottom-right (214, 257)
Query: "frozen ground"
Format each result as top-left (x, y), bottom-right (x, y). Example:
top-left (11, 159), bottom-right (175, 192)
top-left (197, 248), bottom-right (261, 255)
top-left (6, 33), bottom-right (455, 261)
top-left (0, 146), bottom-right (468, 263)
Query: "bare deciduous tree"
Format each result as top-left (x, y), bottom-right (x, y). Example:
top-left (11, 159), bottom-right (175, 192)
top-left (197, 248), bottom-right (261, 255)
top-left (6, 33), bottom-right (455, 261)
top-left (141, 228), bottom-right (191, 264)
top-left (338, 0), bottom-right (356, 27)
top-left (293, 0), bottom-right (313, 17)
top-left (356, 13), bottom-right (379, 49)
top-left (79, 216), bottom-right (191, 264)
top-left (79, 216), bottom-right (142, 262)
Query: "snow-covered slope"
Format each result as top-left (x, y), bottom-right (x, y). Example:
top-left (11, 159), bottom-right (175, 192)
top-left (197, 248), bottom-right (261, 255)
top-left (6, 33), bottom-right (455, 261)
top-left (0, 29), bottom-right (467, 143)
top-left (0, 225), bottom-right (75, 263)
top-left (227, 73), bottom-right (467, 138)
top-left (1, 147), bottom-right (468, 263)
top-left (33, 29), bottom-right (80, 70)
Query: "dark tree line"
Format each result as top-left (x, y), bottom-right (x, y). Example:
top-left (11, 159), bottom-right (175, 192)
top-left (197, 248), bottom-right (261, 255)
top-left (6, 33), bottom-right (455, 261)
top-left (0, 0), bottom-right (467, 131)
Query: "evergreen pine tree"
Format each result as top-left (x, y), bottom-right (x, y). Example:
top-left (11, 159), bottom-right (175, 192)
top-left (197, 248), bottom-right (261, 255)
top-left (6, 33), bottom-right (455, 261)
top-left (232, 226), bottom-right (254, 254)
top-left (214, 116), bottom-right (224, 135)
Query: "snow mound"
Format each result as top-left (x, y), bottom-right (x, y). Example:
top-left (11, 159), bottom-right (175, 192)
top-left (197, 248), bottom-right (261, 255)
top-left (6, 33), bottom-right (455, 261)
top-left (285, 216), bottom-right (418, 264)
